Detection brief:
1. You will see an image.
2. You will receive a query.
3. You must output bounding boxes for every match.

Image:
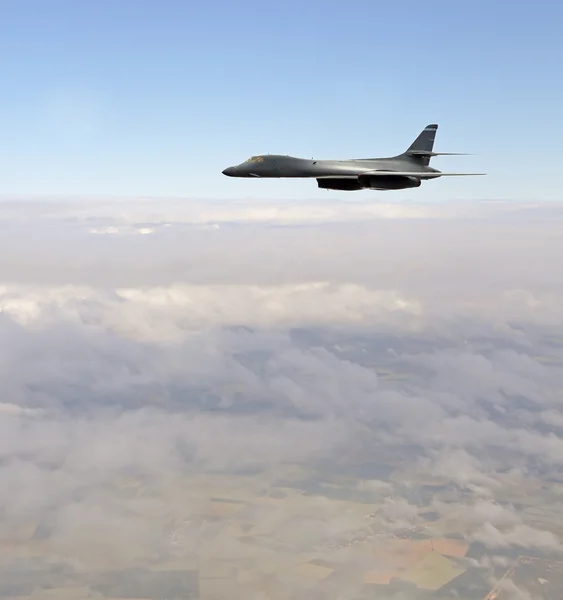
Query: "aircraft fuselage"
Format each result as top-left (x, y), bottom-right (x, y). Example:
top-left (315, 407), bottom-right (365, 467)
top-left (222, 155), bottom-right (440, 179)
top-left (222, 155), bottom-right (440, 191)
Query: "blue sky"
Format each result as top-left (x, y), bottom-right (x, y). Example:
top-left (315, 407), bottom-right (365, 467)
top-left (1, 0), bottom-right (562, 201)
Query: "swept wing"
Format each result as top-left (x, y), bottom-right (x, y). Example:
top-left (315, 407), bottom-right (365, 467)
top-left (316, 171), bottom-right (486, 179)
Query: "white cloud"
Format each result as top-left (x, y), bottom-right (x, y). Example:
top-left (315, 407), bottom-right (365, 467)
top-left (0, 282), bottom-right (423, 341)
top-left (0, 198), bottom-right (562, 596)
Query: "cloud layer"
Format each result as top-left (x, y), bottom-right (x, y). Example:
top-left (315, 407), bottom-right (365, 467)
top-left (1, 198), bottom-right (563, 597)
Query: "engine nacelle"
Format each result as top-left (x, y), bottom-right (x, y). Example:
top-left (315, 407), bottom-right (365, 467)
top-left (316, 178), bottom-right (363, 191)
top-left (357, 175), bottom-right (422, 190)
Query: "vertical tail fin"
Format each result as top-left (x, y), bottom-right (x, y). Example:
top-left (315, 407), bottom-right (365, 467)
top-left (403, 123), bottom-right (438, 166)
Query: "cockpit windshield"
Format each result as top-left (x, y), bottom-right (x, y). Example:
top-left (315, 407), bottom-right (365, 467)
top-left (245, 156), bottom-right (264, 163)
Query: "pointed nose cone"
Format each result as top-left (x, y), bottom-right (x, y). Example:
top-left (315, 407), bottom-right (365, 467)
top-left (222, 166), bottom-right (236, 177)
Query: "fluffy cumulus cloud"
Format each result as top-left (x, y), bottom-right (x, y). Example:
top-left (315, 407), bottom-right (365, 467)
top-left (1, 197), bottom-right (563, 598)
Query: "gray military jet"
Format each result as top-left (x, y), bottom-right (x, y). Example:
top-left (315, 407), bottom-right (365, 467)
top-left (222, 124), bottom-right (484, 191)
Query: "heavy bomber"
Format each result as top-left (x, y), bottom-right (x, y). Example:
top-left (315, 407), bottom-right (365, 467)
top-left (222, 124), bottom-right (484, 191)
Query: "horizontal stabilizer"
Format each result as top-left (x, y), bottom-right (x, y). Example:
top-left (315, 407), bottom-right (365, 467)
top-left (408, 151), bottom-right (474, 157)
